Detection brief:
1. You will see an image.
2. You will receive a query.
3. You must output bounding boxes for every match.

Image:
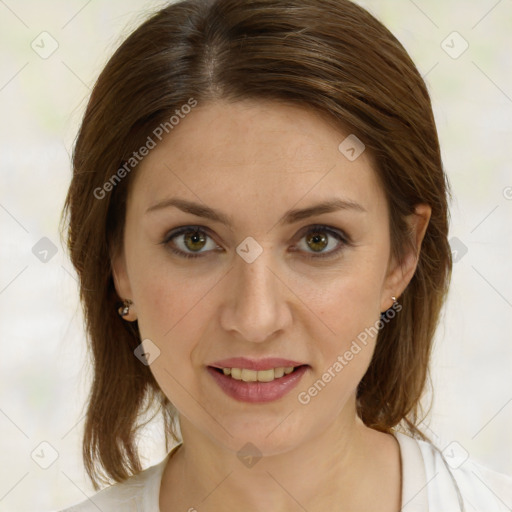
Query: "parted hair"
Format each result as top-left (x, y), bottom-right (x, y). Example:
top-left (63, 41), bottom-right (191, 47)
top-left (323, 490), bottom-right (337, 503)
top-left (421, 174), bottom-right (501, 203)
top-left (60, 0), bottom-right (452, 489)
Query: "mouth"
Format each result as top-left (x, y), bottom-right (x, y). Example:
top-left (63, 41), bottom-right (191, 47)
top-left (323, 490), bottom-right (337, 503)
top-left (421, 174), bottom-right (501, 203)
top-left (206, 360), bottom-right (310, 403)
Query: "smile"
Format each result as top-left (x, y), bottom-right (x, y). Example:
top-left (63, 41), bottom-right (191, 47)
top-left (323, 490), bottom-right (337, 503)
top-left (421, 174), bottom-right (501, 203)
top-left (207, 364), bottom-right (309, 403)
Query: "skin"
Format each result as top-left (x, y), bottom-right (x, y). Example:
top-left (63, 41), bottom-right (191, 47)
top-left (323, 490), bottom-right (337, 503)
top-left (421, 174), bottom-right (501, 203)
top-left (111, 99), bottom-right (431, 512)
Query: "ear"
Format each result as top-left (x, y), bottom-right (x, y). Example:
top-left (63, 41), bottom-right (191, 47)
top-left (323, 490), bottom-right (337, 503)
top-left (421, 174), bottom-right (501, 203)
top-left (380, 203), bottom-right (431, 312)
top-left (110, 242), bottom-right (137, 321)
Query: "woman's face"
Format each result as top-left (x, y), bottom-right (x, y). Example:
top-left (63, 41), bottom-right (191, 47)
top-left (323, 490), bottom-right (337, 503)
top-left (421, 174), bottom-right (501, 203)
top-left (112, 99), bottom-right (423, 455)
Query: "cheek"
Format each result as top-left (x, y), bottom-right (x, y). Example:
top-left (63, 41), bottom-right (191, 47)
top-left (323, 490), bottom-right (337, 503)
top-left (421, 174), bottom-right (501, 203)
top-left (132, 273), bottom-right (214, 415)
top-left (131, 268), bottom-right (218, 382)
top-left (294, 273), bottom-right (385, 414)
top-left (300, 255), bottom-right (388, 385)
top-left (316, 290), bottom-right (380, 379)
top-left (133, 269), bottom-right (216, 342)
top-left (308, 259), bottom-right (386, 341)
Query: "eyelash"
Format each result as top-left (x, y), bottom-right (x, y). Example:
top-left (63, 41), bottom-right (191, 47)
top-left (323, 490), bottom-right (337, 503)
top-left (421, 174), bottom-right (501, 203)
top-left (160, 224), bottom-right (351, 261)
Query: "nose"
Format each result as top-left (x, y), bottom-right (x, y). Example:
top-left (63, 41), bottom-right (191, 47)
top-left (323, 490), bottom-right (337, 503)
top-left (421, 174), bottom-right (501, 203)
top-left (219, 248), bottom-right (292, 343)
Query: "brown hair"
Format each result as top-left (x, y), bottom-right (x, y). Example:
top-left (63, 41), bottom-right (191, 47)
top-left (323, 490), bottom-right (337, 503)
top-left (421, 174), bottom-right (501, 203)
top-left (60, 0), bottom-right (452, 490)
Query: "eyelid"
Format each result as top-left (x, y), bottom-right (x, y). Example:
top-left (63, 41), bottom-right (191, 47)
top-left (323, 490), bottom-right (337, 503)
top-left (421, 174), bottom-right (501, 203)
top-left (160, 225), bottom-right (220, 259)
top-left (291, 224), bottom-right (351, 260)
top-left (161, 225), bottom-right (218, 246)
top-left (294, 224), bottom-right (351, 245)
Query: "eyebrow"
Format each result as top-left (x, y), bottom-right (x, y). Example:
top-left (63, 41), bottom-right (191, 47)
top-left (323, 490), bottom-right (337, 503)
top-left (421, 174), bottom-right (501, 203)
top-left (145, 197), bottom-right (366, 227)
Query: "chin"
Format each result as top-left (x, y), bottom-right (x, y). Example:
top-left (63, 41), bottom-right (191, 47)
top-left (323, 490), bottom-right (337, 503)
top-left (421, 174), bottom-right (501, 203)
top-left (208, 413), bottom-right (308, 458)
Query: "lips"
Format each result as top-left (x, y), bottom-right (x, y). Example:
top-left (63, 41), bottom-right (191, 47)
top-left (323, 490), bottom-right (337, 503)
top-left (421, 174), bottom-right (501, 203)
top-left (207, 366), bottom-right (308, 403)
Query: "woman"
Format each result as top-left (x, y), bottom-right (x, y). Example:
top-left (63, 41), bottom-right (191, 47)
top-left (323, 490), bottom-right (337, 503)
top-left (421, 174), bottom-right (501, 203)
top-left (57, 0), bottom-right (512, 510)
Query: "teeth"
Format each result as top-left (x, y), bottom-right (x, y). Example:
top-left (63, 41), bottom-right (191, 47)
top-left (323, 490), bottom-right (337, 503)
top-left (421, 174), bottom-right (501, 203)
top-left (274, 367), bottom-right (285, 378)
top-left (220, 366), bottom-right (298, 382)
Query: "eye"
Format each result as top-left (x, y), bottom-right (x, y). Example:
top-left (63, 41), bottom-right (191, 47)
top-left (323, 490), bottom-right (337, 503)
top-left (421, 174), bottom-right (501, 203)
top-left (292, 224), bottom-right (350, 260)
top-left (161, 224), bottom-right (350, 260)
top-left (161, 226), bottom-right (219, 259)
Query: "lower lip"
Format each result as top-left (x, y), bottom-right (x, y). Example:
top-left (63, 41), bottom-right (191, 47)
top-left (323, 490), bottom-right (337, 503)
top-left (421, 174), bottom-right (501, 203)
top-left (207, 366), bottom-right (308, 403)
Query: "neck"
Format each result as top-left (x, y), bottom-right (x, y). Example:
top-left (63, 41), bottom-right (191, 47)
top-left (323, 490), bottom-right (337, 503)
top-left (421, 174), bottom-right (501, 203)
top-left (160, 401), bottom-right (401, 512)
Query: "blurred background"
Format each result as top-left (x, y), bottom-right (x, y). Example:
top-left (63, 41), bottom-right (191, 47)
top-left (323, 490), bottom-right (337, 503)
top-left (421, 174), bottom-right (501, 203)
top-left (0, 0), bottom-right (511, 510)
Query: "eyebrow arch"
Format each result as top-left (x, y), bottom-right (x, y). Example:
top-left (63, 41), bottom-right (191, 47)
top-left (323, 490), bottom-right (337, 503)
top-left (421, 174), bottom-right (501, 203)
top-left (145, 197), bottom-right (366, 228)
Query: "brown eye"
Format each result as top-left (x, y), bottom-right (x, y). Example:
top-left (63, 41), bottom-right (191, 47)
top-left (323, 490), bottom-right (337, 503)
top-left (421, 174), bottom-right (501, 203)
top-left (183, 230), bottom-right (207, 252)
top-left (305, 231), bottom-right (329, 252)
top-left (294, 225), bottom-right (349, 259)
top-left (162, 226), bottom-right (218, 259)
top-left (162, 224), bottom-right (350, 261)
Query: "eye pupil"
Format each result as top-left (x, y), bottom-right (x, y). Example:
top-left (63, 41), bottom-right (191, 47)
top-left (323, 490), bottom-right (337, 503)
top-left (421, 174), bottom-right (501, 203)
top-left (307, 232), bottom-right (328, 252)
top-left (184, 230), bottom-right (206, 251)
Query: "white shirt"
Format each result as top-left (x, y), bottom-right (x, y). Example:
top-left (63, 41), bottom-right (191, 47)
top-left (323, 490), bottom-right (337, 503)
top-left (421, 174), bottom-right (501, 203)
top-left (55, 432), bottom-right (512, 511)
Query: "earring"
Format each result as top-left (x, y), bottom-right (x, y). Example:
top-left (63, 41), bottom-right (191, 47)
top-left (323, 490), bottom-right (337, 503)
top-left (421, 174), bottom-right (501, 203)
top-left (380, 296), bottom-right (400, 320)
top-left (118, 299), bottom-right (133, 318)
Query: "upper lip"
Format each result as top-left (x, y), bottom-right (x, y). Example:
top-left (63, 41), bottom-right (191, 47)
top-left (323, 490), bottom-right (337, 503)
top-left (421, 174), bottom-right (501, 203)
top-left (209, 357), bottom-right (306, 371)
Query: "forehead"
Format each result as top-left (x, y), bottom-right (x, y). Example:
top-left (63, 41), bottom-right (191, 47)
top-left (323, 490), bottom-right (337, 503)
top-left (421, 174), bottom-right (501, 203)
top-left (127, 100), bottom-right (386, 220)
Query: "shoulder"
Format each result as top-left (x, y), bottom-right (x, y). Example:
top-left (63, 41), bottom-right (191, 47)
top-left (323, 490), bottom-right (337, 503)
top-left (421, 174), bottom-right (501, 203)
top-left (416, 438), bottom-right (512, 511)
top-left (53, 452), bottom-right (172, 512)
